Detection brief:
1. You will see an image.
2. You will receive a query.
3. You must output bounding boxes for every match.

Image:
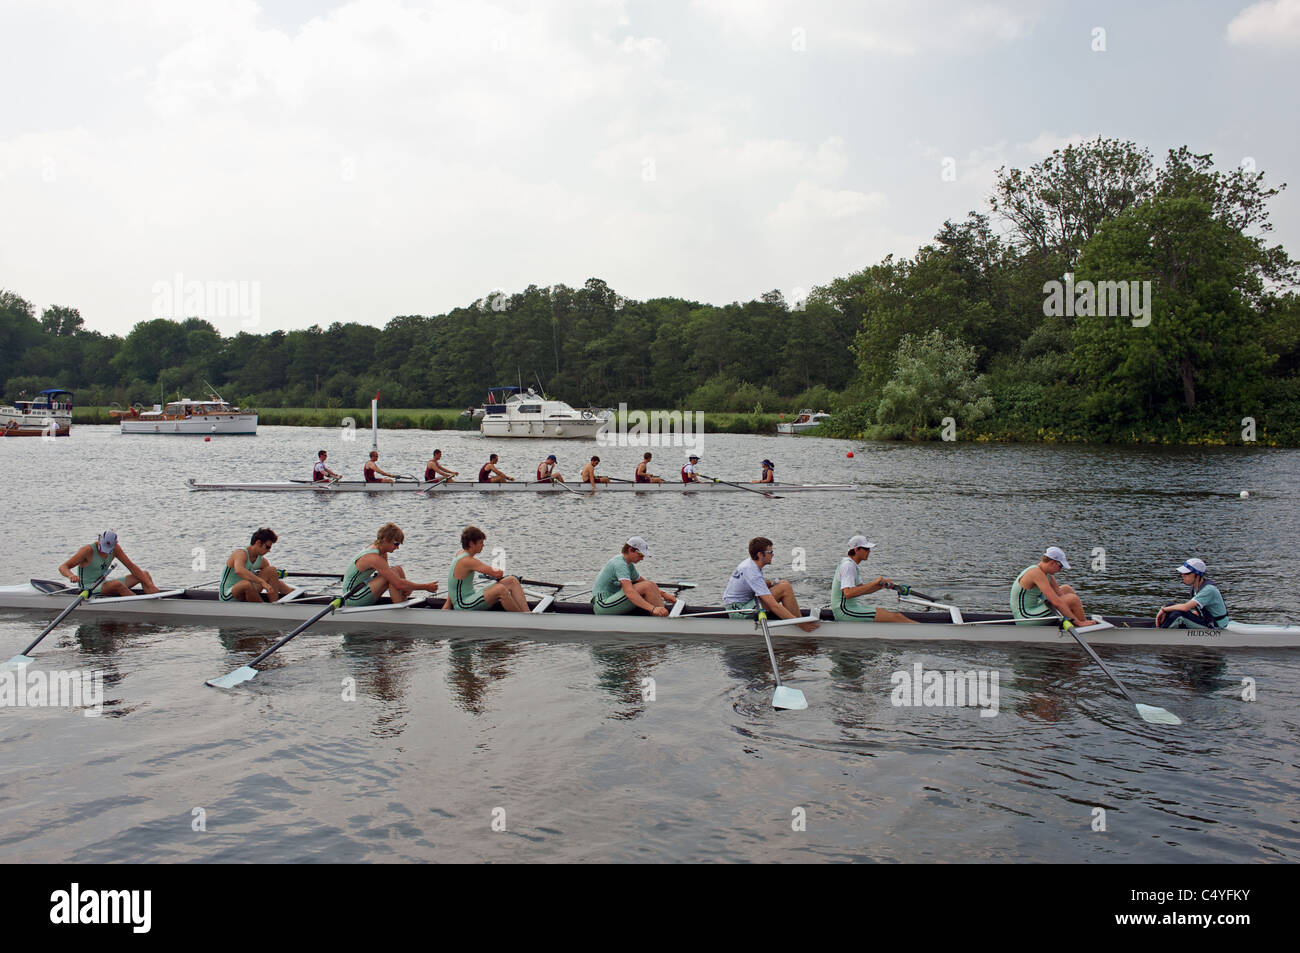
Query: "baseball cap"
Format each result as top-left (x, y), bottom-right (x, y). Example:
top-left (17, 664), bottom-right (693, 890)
top-left (1176, 558), bottom-right (1207, 575)
top-left (547, 454), bottom-right (557, 461)
top-left (626, 536), bottom-right (650, 556)
top-left (847, 535), bottom-right (874, 551)
top-left (97, 530), bottom-right (118, 555)
top-left (688, 454), bottom-right (700, 461)
top-left (1044, 546), bottom-right (1070, 570)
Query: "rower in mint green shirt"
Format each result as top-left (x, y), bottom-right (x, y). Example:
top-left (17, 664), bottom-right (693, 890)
top-left (591, 537), bottom-right (674, 615)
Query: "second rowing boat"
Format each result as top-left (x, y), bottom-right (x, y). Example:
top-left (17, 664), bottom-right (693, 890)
top-left (185, 479), bottom-right (855, 494)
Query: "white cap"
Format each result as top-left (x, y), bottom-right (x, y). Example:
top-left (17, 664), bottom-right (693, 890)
top-left (847, 535), bottom-right (874, 551)
top-left (97, 530), bottom-right (118, 555)
top-left (687, 454), bottom-right (700, 461)
top-left (1176, 558), bottom-right (1207, 575)
top-left (626, 536), bottom-right (650, 556)
top-left (1044, 546), bottom-right (1070, 570)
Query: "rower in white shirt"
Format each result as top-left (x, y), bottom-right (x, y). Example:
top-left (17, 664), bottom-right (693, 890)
top-left (831, 536), bottom-right (916, 623)
top-left (721, 536), bottom-right (818, 632)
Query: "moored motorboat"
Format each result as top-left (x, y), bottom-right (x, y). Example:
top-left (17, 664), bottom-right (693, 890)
top-left (117, 388), bottom-right (256, 435)
top-left (479, 386), bottom-right (611, 439)
top-left (776, 409), bottom-right (831, 435)
top-left (0, 388), bottom-right (73, 437)
top-left (3, 580), bottom-right (1297, 648)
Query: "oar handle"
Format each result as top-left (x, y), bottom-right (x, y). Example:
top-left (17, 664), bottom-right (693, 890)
top-left (517, 578), bottom-right (565, 589)
top-left (886, 582), bottom-right (937, 603)
top-left (279, 571), bottom-right (345, 579)
top-left (23, 560), bottom-right (116, 655)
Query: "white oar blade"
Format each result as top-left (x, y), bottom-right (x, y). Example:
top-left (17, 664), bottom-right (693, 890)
top-left (772, 685), bottom-right (808, 711)
top-left (3, 654), bottom-right (34, 671)
top-left (206, 666), bottom-right (260, 690)
top-left (1136, 703), bottom-right (1181, 725)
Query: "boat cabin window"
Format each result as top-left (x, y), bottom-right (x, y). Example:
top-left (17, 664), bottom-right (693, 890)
top-left (518, 404), bottom-right (542, 414)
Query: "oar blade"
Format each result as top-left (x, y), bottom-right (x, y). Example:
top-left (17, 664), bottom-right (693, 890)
top-left (3, 654), bottom-right (34, 671)
top-left (206, 665), bottom-right (260, 690)
top-left (772, 685), bottom-right (808, 711)
top-left (1135, 703), bottom-right (1181, 725)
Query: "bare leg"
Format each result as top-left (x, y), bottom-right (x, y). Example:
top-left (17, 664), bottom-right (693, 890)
top-left (770, 580), bottom-right (819, 632)
top-left (633, 579), bottom-right (665, 608)
top-left (122, 573), bottom-right (161, 594)
top-left (485, 577), bottom-right (529, 612)
top-left (260, 564), bottom-right (292, 600)
top-left (875, 607), bottom-right (917, 624)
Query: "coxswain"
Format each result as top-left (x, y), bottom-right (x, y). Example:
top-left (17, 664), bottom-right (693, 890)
top-left (1156, 558), bottom-right (1231, 628)
top-left (754, 459), bottom-right (775, 484)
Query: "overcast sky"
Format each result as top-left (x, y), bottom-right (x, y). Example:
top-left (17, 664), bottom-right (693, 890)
top-left (2, 0), bottom-right (1297, 337)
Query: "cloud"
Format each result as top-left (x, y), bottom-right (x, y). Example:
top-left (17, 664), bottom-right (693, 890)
top-left (1227, 0), bottom-right (1300, 47)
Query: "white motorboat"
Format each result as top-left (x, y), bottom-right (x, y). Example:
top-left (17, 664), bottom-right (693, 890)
top-left (776, 409), bottom-right (831, 435)
top-left (0, 388), bottom-right (72, 437)
top-left (117, 392), bottom-right (257, 435)
top-left (478, 387), bottom-right (611, 439)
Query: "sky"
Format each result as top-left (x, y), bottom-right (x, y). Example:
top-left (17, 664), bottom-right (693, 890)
top-left (1, 0), bottom-right (1297, 337)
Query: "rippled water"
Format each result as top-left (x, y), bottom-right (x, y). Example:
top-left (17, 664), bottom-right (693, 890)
top-left (1, 426), bottom-right (1297, 861)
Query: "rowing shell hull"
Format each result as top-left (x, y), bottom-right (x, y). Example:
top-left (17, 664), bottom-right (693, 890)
top-left (3, 583), bottom-right (1298, 648)
top-left (184, 479), bottom-right (855, 493)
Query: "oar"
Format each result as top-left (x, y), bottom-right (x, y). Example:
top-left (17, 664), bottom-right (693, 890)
top-left (205, 575), bottom-right (374, 689)
top-left (1060, 620), bottom-right (1181, 725)
top-left (757, 609), bottom-right (807, 710)
top-left (698, 473), bottom-right (782, 499)
top-left (419, 475), bottom-right (453, 496)
top-left (884, 582), bottom-right (939, 602)
top-left (6, 561), bottom-right (116, 668)
top-left (279, 571), bottom-right (345, 579)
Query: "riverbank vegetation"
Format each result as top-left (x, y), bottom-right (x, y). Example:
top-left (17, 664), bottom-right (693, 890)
top-left (5, 139), bottom-right (1295, 445)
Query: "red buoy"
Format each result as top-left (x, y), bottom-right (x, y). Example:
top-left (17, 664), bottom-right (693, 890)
top-left (846, 451), bottom-right (854, 458)
top-left (205, 436), bottom-right (211, 442)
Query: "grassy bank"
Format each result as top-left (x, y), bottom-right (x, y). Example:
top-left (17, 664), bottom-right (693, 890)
top-left (73, 406), bottom-right (794, 434)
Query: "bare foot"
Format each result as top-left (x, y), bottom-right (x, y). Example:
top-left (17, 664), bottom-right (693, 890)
top-left (798, 620), bottom-right (820, 633)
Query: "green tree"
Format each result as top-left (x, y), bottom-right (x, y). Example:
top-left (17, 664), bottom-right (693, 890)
top-left (874, 329), bottom-right (993, 436)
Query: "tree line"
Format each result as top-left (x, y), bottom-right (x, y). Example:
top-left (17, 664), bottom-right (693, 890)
top-left (3, 138), bottom-right (1297, 443)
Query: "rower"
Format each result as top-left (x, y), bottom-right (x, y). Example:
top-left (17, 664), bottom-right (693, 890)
top-left (425, 449), bottom-right (458, 483)
top-left (313, 450), bottom-right (340, 482)
top-left (445, 526), bottom-right (529, 611)
top-left (1010, 546), bottom-right (1095, 626)
top-left (722, 536), bottom-right (818, 632)
top-left (536, 454), bottom-right (564, 483)
top-left (635, 452), bottom-right (663, 484)
top-left (364, 450), bottom-right (396, 484)
top-left (220, 528), bottom-right (294, 602)
top-left (755, 459), bottom-right (775, 484)
top-left (579, 456), bottom-right (609, 489)
top-left (342, 523), bottom-right (439, 606)
top-left (1156, 558), bottom-right (1231, 629)
top-left (592, 537), bottom-right (676, 616)
top-left (831, 536), bottom-right (916, 623)
top-left (58, 530), bottom-right (160, 597)
top-left (478, 454), bottom-right (513, 483)
top-left (681, 454), bottom-right (701, 483)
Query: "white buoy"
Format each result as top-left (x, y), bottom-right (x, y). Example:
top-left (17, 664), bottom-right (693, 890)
top-left (1240, 490), bottom-right (1250, 498)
